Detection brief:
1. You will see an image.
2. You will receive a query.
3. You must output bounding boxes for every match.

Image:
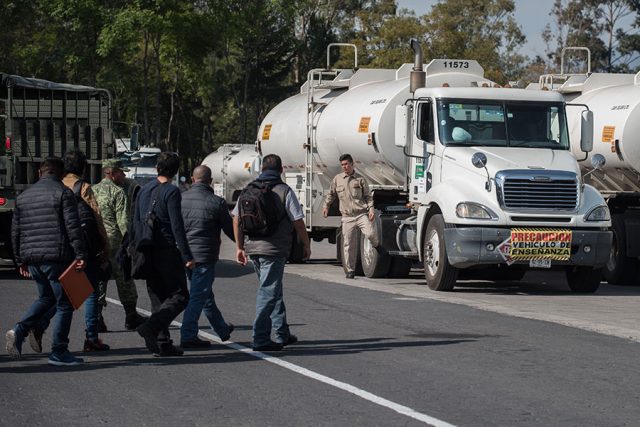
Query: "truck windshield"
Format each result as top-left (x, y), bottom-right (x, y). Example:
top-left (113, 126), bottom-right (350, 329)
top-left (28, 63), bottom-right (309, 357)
top-left (436, 99), bottom-right (569, 149)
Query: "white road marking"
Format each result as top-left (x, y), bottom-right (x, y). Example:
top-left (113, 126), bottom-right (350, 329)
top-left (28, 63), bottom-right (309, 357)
top-left (107, 297), bottom-right (456, 427)
top-left (393, 297), bottom-right (420, 301)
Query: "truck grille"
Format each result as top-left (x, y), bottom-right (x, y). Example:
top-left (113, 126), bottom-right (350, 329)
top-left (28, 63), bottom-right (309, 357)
top-left (496, 170), bottom-right (578, 211)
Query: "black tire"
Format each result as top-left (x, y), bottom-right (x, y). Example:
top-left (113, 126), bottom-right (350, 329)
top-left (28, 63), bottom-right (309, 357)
top-left (360, 227), bottom-right (391, 278)
top-left (603, 214), bottom-right (638, 285)
top-left (388, 257), bottom-right (413, 278)
top-left (338, 226), bottom-right (363, 276)
top-left (423, 214), bottom-right (458, 291)
top-left (288, 231), bottom-right (305, 264)
top-left (566, 267), bottom-right (602, 293)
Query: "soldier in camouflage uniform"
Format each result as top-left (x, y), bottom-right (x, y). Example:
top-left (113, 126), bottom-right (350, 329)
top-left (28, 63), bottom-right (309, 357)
top-left (93, 159), bottom-right (145, 330)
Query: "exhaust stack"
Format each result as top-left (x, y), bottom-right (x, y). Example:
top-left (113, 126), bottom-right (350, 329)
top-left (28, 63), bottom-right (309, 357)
top-left (410, 39), bottom-right (426, 93)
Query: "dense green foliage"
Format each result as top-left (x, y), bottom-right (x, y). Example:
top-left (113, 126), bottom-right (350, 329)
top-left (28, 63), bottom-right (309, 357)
top-left (1, 0), bottom-right (637, 170)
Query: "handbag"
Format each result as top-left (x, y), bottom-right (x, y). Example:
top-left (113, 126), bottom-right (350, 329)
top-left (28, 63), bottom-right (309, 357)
top-left (125, 185), bottom-right (161, 280)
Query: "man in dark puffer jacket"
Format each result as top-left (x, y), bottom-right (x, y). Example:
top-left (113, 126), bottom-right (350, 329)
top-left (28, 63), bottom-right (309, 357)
top-left (5, 157), bottom-right (88, 366)
top-left (179, 165), bottom-right (235, 348)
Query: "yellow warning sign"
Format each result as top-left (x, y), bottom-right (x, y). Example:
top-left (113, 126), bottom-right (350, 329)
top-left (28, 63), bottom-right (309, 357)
top-left (262, 124), bottom-right (272, 140)
top-left (602, 126), bottom-right (615, 143)
top-left (509, 228), bottom-right (572, 260)
top-left (358, 117), bottom-right (371, 133)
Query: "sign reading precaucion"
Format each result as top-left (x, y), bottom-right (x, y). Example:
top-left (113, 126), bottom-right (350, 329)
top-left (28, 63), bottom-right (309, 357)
top-left (509, 228), bottom-right (572, 260)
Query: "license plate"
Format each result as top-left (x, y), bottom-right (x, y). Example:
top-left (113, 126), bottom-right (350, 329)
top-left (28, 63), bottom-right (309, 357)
top-left (529, 259), bottom-right (551, 269)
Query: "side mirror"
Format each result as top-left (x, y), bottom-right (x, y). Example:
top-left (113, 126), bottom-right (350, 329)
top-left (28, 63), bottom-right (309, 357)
top-left (395, 105), bottom-right (410, 148)
top-left (580, 110), bottom-right (594, 153)
top-left (130, 124), bottom-right (139, 151)
top-left (590, 153), bottom-right (605, 169)
top-left (472, 152), bottom-right (488, 168)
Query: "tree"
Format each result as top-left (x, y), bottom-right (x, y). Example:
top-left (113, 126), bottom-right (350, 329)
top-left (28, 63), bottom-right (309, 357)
top-left (422, 0), bottom-right (527, 83)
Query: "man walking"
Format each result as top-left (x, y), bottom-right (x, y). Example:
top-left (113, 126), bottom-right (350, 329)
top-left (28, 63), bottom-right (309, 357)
top-left (134, 152), bottom-right (194, 357)
top-left (5, 157), bottom-right (88, 365)
top-left (180, 165), bottom-right (235, 348)
top-left (233, 154), bottom-right (311, 352)
top-left (322, 153), bottom-right (379, 279)
top-left (61, 150), bottom-right (111, 351)
top-left (93, 159), bottom-right (145, 330)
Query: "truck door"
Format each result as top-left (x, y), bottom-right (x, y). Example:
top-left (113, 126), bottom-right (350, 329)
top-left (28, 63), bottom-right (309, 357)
top-left (410, 101), bottom-right (434, 200)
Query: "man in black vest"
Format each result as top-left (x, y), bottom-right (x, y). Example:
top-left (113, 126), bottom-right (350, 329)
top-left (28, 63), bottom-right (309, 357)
top-left (232, 154), bottom-right (311, 351)
top-left (5, 158), bottom-right (88, 365)
top-left (180, 165), bottom-right (235, 348)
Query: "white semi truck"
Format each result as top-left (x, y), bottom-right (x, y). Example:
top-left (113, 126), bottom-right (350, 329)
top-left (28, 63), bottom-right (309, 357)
top-left (205, 41), bottom-right (612, 292)
top-left (530, 48), bottom-right (640, 285)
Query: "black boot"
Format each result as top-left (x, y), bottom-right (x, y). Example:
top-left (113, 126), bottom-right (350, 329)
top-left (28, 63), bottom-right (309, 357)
top-left (124, 304), bottom-right (146, 330)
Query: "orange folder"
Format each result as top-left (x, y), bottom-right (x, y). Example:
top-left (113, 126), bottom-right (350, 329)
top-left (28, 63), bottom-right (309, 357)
top-left (59, 261), bottom-right (94, 310)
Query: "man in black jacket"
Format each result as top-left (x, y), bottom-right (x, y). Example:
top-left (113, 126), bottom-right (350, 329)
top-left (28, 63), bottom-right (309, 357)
top-left (134, 152), bottom-right (194, 357)
top-left (5, 157), bottom-right (88, 366)
top-left (180, 165), bottom-right (234, 348)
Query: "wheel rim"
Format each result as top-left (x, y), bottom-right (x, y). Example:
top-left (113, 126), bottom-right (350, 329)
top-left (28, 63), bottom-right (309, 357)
top-left (424, 229), bottom-right (440, 277)
top-left (362, 235), bottom-right (375, 267)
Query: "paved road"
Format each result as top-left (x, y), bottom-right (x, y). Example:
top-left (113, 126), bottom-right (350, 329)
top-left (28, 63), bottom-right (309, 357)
top-left (1, 240), bottom-right (639, 426)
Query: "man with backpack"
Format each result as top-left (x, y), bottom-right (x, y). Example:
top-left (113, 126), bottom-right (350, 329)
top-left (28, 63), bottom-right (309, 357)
top-left (5, 157), bottom-right (88, 365)
top-left (134, 152), bottom-right (194, 357)
top-left (232, 154), bottom-right (311, 352)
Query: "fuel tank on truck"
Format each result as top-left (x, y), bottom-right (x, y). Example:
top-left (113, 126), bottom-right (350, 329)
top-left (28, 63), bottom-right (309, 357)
top-left (257, 61), bottom-right (493, 190)
top-left (565, 76), bottom-right (640, 192)
top-left (201, 144), bottom-right (260, 204)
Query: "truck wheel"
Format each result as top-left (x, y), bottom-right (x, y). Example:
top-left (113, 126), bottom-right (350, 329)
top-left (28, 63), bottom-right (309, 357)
top-left (360, 231), bottom-right (391, 278)
top-left (566, 267), bottom-right (602, 293)
top-left (603, 214), bottom-right (638, 285)
top-left (338, 227), bottom-right (364, 276)
top-left (288, 231), bottom-right (305, 264)
top-left (388, 257), bottom-right (413, 278)
top-left (423, 214), bottom-right (458, 291)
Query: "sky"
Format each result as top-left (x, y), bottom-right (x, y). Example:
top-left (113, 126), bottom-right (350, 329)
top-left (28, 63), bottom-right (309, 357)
top-left (397, 0), bottom-right (559, 58)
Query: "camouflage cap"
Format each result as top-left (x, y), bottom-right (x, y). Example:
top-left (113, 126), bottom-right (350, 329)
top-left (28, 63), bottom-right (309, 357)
top-left (102, 158), bottom-right (130, 171)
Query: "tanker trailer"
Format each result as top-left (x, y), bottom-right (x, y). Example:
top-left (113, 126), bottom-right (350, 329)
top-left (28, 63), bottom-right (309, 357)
top-left (218, 41), bottom-right (612, 292)
top-left (201, 144), bottom-right (260, 205)
top-left (530, 48), bottom-right (640, 285)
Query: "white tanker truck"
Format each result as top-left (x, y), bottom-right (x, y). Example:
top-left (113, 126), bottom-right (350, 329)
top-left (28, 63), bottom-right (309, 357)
top-left (204, 41), bottom-right (612, 292)
top-left (529, 48), bottom-right (640, 286)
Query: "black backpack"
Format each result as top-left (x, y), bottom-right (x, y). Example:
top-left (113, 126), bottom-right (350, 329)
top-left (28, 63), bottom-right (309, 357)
top-left (237, 180), bottom-right (287, 237)
top-left (72, 180), bottom-right (104, 259)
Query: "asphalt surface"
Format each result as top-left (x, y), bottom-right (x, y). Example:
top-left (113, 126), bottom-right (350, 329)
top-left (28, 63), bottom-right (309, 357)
top-left (1, 248), bottom-right (640, 426)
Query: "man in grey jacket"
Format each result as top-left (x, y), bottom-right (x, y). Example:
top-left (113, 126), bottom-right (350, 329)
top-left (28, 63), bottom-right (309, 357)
top-left (233, 154), bottom-right (311, 352)
top-left (180, 165), bottom-right (235, 348)
top-left (5, 157), bottom-right (88, 366)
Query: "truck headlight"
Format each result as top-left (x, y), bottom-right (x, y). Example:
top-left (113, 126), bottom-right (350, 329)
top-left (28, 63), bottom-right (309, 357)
top-left (456, 202), bottom-right (497, 220)
top-left (584, 205), bottom-right (610, 222)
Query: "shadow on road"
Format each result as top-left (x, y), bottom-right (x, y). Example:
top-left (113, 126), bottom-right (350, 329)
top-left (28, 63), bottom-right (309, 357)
top-left (0, 335), bottom-right (475, 372)
top-left (216, 260), bottom-right (253, 278)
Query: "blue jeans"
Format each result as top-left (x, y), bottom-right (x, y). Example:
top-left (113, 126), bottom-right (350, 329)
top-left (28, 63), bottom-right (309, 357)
top-left (37, 262), bottom-right (100, 340)
top-left (14, 263), bottom-right (73, 354)
top-left (180, 262), bottom-right (230, 342)
top-left (250, 256), bottom-right (290, 347)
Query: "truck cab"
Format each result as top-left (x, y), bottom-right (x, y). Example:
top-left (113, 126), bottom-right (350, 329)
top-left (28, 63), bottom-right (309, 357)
top-left (398, 84), bottom-right (612, 291)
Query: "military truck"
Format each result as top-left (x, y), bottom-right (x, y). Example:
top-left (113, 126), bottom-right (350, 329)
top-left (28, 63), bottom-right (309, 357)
top-left (0, 73), bottom-right (114, 262)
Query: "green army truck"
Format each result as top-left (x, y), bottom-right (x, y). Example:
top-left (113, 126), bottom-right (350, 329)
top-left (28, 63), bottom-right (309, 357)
top-left (0, 73), bottom-right (115, 263)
